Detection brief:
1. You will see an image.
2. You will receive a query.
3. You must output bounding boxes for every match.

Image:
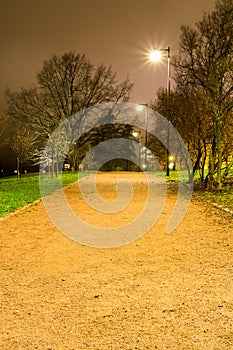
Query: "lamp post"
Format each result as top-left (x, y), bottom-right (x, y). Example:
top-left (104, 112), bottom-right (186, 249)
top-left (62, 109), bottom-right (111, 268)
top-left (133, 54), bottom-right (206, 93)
top-left (136, 103), bottom-right (148, 171)
top-left (132, 130), bottom-right (141, 171)
top-left (149, 46), bottom-right (171, 176)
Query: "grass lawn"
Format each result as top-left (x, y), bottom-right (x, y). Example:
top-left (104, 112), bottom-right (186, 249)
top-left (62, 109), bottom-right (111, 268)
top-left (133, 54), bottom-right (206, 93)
top-left (154, 170), bottom-right (233, 213)
top-left (194, 184), bottom-right (233, 211)
top-left (0, 170), bottom-right (232, 217)
top-left (0, 171), bottom-right (89, 217)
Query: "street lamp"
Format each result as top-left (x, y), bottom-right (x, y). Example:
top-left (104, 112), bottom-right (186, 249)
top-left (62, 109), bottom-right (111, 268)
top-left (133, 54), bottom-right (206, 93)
top-left (132, 130), bottom-right (141, 171)
top-left (149, 47), bottom-right (171, 176)
top-left (136, 103), bottom-right (148, 170)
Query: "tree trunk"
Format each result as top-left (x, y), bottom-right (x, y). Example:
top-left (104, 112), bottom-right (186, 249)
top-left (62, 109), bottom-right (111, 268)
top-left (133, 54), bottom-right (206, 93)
top-left (20, 159), bottom-right (23, 179)
top-left (51, 153), bottom-right (54, 178)
top-left (47, 158), bottom-right (50, 175)
top-left (216, 117), bottom-right (222, 191)
top-left (201, 141), bottom-right (207, 183)
top-left (17, 156), bottom-right (20, 179)
top-left (55, 158), bottom-right (58, 177)
top-left (207, 149), bottom-right (214, 190)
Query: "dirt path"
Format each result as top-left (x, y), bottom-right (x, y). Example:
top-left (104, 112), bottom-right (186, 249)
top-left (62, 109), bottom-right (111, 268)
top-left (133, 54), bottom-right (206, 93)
top-left (1, 173), bottom-right (233, 349)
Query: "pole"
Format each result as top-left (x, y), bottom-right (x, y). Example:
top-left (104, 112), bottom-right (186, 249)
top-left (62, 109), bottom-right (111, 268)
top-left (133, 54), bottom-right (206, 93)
top-left (166, 46), bottom-right (171, 177)
top-left (144, 104), bottom-right (148, 170)
top-left (136, 103), bottom-right (148, 171)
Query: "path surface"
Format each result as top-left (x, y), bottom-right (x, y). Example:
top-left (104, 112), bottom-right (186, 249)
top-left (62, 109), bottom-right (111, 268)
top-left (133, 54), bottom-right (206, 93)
top-left (1, 172), bottom-right (233, 349)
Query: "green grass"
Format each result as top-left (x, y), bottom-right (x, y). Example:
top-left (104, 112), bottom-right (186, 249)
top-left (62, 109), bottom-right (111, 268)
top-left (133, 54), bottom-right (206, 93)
top-left (0, 171), bottom-right (89, 217)
top-left (193, 170), bottom-right (233, 212)
top-left (194, 184), bottom-right (233, 211)
top-left (150, 170), bottom-right (193, 182)
top-left (1, 170), bottom-right (232, 218)
top-left (152, 170), bottom-right (233, 213)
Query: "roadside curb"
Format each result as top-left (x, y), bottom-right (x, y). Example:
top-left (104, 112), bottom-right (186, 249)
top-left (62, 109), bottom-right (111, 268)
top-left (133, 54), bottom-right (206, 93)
top-left (0, 198), bottom-right (42, 222)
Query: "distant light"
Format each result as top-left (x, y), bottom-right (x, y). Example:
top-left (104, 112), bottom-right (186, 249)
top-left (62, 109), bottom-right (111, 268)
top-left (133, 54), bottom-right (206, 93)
top-left (132, 131), bottom-right (138, 138)
top-left (169, 155), bottom-right (174, 162)
top-left (136, 104), bottom-right (144, 112)
top-left (149, 49), bottom-right (162, 62)
top-left (169, 162), bottom-right (175, 170)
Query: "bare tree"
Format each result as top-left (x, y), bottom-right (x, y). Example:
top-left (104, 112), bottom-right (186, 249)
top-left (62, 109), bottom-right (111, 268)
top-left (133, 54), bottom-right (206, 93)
top-left (5, 52), bottom-right (133, 175)
top-left (174, 0), bottom-right (233, 190)
top-left (7, 127), bottom-right (38, 178)
top-left (38, 127), bottom-right (70, 177)
top-left (151, 87), bottom-right (214, 180)
top-left (0, 112), bottom-right (10, 140)
top-left (6, 52), bottom-right (133, 141)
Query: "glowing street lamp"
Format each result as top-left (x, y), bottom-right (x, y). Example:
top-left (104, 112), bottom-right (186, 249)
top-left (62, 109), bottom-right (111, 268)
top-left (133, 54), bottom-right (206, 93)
top-left (149, 46), bottom-right (171, 176)
top-left (168, 155), bottom-right (175, 170)
top-left (149, 49), bottom-right (163, 62)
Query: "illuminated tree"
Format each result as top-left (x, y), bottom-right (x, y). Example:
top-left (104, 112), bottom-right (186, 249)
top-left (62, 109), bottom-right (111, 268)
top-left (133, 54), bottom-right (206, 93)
top-left (7, 127), bottom-right (38, 178)
top-left (152, 87), bottom-right (214, 180)
top-left (175, 0), bottom-right (233, 190)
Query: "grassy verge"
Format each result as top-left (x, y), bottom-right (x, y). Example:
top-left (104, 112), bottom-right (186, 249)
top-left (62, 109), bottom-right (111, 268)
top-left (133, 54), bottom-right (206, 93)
top-left (193, 183), bottom-right (233, 212)
top-left (0, 170), bottom-right (232, 218)
top-left (152, 170), bottom-right (233, 213)
top-left (0, 171), bottom-right (89, 217)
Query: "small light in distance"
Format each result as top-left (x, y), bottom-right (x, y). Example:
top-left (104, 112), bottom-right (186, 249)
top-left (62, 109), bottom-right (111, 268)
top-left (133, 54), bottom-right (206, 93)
top-left (136, 104), bottom-right (144, 112)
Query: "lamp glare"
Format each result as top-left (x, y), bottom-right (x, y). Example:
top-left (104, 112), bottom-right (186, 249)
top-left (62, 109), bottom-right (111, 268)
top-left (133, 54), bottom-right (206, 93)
top-left (149, 50), bottom-right (162, 62)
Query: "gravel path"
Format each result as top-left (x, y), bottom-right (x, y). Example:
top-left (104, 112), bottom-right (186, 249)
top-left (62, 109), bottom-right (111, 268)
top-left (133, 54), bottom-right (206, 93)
top-left (1, 172), bottom-right (233, 349)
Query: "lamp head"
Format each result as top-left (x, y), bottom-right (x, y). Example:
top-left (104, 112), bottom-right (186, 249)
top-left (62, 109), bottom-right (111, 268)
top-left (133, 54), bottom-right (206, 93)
top-left (149, 49), bottom-right (162, 62)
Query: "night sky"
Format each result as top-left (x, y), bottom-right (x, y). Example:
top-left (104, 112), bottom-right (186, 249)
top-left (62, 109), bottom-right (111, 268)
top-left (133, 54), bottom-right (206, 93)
top-left (0, 0), bottom-right (216, 108)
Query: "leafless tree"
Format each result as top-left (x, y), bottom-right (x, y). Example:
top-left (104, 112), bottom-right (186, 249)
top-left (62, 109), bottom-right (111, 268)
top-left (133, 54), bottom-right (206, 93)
top-left (6, 52), bottom-right (133, 175)
top-left (151, 87), bottom-right (214, 181)
top-left (174, 0), bottom-right (233, 190)
top-left (7, 127), bottom-right (38, 178)
top-left (6, 51), bottom-right (133, 140)
top-left (0, 112), bottom-right (10, 140)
